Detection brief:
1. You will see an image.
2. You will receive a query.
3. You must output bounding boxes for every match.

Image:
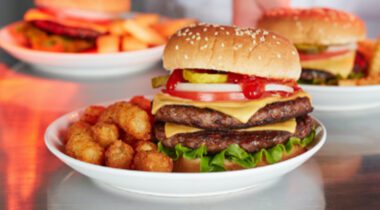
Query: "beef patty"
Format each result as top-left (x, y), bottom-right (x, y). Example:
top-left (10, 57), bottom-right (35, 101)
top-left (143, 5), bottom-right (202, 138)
top-left (155, 116), bottom-right (313, 153)
top-left (155, 97), bottom-right (312, 130)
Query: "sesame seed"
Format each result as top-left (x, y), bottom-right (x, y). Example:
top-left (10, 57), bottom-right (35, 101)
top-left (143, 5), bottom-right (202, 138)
top-left (221, 42), bottom-right (225, 48)
top-left (196, 37), bottom-right (201, 41)
top-left (263, 30), bottom-right (269, 35)
top-left (218, 55), bottom-right (223, 60)
top-left (226, 31), bottom-right (230, 35)
top-left (260, 37), bottom-right (265, 42)
top-left (184, 54), bottom-right (189, 60)
top-left (276, 41), bottom-right (281, 45)
top-left (291, 51), bottom-right (296, 55)
top-left (190, 41), bottom-right (194, 45)
top-left (215, 32), bottom-right (219, 36)
top-left (277, 54), bottom-right (282, 58)
top-left (272, 35), bottom-right (277, 39)
top-left (205, 37), bottom-right (209, 41)
top-left (258, 56), bottom-right (262, 60)
top-left (203, 28), bottom-right (208, 32)
top-left (175, 45), bottom-right (179, 50)
top-left (220, 27), bottom-right (225, 30)
top-left (186, 38), bottom-right (190, 41)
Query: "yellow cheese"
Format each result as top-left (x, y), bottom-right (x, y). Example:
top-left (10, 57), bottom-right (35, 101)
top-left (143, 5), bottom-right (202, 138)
top-left (152, 91), bottom-right (310, 123)
top-left (165, 118), bottom-right (297, 138)
top-left (301, 51), bottom-right (356, 78)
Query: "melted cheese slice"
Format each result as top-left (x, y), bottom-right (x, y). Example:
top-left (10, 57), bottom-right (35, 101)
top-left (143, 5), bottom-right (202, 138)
top-left (301, 51), bottom-right (355, 78)
top-left (152, 91), bottom-right (310, 123)
top-left (165, 118), bottom-right (297, 138)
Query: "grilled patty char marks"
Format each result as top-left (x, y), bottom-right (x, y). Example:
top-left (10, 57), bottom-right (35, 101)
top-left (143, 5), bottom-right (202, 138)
top-left (155, 97), bottom-right (312, 130)
top-left (155, 116), bottom-right (313, 153)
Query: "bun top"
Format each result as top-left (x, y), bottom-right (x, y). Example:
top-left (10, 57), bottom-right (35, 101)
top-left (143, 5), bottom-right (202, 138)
top-left (35, 0), bottom-right (130, 15)
top-left (257, 7), bottom-right (366, 45)
top-left (163, 24), bottom-right (301, 80)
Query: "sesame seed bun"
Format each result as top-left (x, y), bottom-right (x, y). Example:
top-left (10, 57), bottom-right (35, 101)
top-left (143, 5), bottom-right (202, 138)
top-left (35, 0), bottom-right (130, 15)
top-left (173, 144), bottom-right (306, 172)
top-left (257, 8), bottom-right (366, 45)
top-left (163, 24), bottom-right (301, 80)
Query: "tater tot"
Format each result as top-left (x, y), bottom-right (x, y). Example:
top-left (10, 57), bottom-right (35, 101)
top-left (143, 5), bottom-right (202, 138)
top-left (80, 106), bottom-right (105, 125)
top-left (134, 141), bottom-right (157, 153)
top-left (75, 141), bottom-right (105, 165)
top-left (100, 102), bottom-right (151, 141)
top-left (116, 103), bottom-right (151, 141)
top-left (92, 122), bottom-right (119, 148)
top-left (65, 121), bottom-right (92, 143)
top-left (133, 151), bottom-right (173, 172)
top-left (105, 140), bottom-right (134, 169)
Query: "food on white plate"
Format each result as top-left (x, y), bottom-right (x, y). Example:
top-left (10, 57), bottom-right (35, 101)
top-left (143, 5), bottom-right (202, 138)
top-left (151, 24), bottom-right (316, 172)
top-left (7, 0), bottom-right (196, 53)
top-left (258, 8), bottom-right (367, 85)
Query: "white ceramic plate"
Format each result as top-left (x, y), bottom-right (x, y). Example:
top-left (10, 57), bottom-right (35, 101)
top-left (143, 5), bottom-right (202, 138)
top-left (0, 24), bottom-right (164, 78)
top-left (44, 98), bottom-right (326, 197)
top-left (301, 84), bottom-right (380, 111)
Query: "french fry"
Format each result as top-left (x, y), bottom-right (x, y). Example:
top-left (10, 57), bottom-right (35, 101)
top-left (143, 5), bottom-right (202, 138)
top-left (152, 19), bottom-right (197, 38)
top-left (122, 36), bottom-right (148, 51)
top-left (109, 20), bottom-right (127, 35)
top-left (369, 37), bottom-right (380, 76)
top-left (96, 35), bottom-right (120, 53)
top-left (134, 13), bottom-right (159, 26)
top-left (357, 39), bottom-right (375, 62)
top-left (122, 19), bottom-right (165, 45)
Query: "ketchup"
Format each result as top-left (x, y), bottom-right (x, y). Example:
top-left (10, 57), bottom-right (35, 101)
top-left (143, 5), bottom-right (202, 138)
top-left (166, 69), bottom-right (184, 90)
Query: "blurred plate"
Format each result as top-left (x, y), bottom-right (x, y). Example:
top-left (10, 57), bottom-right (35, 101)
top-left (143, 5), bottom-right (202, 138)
top-left (44, 96), bottom-right (326, 197)
top-left (301, 84), bottom-right (380, 111)
top-left (0, 23), bottom-right (164, 78)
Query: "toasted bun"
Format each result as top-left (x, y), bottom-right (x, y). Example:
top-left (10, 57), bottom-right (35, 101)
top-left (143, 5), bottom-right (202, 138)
top-left (173, 145), bottom-right (306, 172)
top-left (163, 24), bottom-right (301, 80)
top-left (35, 0), bottom-right (130, 15)
top-left (257, 8), bottom-right (366, 45)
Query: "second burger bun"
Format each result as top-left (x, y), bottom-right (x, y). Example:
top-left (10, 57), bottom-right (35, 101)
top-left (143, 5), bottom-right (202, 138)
top-left (174, 145), bottom-right (306, 172)
top-left (163, 24), bottom-right (301, 80)
top-left (257, 8), bottom-right (366, 45)
top-left (35, 0), bottom-right (130, 15)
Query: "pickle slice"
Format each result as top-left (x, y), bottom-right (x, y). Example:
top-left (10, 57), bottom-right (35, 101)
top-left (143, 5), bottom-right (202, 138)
top-left (151, 75), bottom-right (169, 88)
top-left (183, 69), bottom-right (227, 83)
top-left (295, 44), bottom-right (328, 54)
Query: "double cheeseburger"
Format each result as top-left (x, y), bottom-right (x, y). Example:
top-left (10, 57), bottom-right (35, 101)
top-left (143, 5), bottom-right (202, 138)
top-left (15, 0), bottom-right (129, 52)
top-left (152, 24), bottom-right (316, 172)
top-left (258, 8), bottom-right (367, 85)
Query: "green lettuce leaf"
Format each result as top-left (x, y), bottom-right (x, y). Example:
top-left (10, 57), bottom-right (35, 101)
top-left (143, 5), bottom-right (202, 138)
top-left (158, 129), bottom-right (316, 172)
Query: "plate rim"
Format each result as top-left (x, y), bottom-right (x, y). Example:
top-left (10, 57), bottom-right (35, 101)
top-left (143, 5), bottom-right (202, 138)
top-left (301, 84), bottom-right (380, 92)
top-left (44, 96), bottom-right (327, 179)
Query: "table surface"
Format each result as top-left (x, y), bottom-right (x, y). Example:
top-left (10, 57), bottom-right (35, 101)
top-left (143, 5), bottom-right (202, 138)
top-left (1, 63), bottom-right (380, 210)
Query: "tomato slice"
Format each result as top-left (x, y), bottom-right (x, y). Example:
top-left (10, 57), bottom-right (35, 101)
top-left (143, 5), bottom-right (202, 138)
top-left (163, 90), bottom-right (246, 102)
top-left (299, 50), bottom-right (349, 61)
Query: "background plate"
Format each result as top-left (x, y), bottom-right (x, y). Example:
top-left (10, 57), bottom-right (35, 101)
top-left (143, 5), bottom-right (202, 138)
top-left (0, 24), bottom-right (164, 78)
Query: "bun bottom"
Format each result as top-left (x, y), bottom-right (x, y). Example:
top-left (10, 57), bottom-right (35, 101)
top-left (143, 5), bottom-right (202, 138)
top-left (173, 145), bottom-right (306, 172)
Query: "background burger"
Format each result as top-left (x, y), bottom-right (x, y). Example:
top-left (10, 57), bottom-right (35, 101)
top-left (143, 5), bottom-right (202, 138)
top-left (152, 24), bottom-right (316, 172)
top-left (258, 8), bottom-right (367, 85)
top-left (12, 0), bottom-right (130, 52)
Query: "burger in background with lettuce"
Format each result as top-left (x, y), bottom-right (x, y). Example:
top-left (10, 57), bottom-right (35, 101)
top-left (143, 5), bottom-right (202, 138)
top-left (258, 8), bottom-right (367, 85)
top-left (151, 24), bottom-right (316, 172)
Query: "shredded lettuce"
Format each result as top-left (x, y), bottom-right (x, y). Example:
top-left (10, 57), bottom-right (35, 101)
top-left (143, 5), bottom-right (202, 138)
top-left (158, 129), bottom-right (316, 172)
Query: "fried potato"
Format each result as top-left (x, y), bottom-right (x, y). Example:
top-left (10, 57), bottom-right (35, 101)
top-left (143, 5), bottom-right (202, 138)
top-left (105, 140), bottom-right (134, 169)
top-left (369, 37), bottom-right (380, 76)
top-left (109, 20), bottom-right (127, 35)
top-left (75, 141), bottom-right (105, 165)
top-left (358, 39), bottom-right (375, 62)
top-left (133, 151), bottom-right (173, 172)
top-left (129, 96), bottom-right (151, 113)
top-left (122, 19), bottom-right (165, 45)
top-left (152, 19), bottom-right (197, 38)
top-left (133, 13), bottom-right (159, 26)
top-left (65, 121), bottom-right (92, 143)
top-left (92, 122), bottom-right (119, 148)
top-left (99, 102), bottom-right (151, 141)
top-left (96, 35), bottom-right (120, 53)
top-left (121, 35), bottom-right (148, 51)
top-left (134, 141), bottom-right (157, 153)
top-left (80, 106), bottom-right (105, 125)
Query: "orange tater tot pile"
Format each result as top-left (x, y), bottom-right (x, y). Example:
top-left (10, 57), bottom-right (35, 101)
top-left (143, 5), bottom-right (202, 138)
top-left (64, 96), bottom-right (173, 172)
